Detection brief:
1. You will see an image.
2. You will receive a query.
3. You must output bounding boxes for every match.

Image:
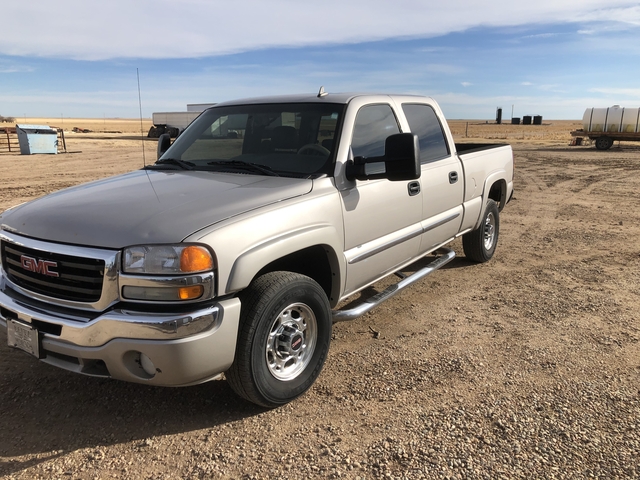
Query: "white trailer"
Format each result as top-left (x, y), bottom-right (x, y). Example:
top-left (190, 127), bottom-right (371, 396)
top-left (571, 106), bottom-right (640, 150)
top-left (148, 103), bottom-right (216, 138)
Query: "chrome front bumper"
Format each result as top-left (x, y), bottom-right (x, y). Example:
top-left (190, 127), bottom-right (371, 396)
top-left (0, 283), bottom-right (241, 386)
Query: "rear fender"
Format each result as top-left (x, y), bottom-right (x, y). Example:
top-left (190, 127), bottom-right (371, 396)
top-left (473, 174), bottom-right (508, 230)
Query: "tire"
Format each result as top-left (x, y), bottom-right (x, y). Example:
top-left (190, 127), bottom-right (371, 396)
top-left (595, 136), bottom-right (613, 150)
top-left (462, 199), bottom-right (499, 263)
top-left (226, 271), bottom-right (332, 408)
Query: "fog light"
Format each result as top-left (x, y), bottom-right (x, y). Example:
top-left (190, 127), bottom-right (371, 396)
top-left (139, 353), bottom-right (156, 377)
top-left (179, 285), bottom-right (204, 300)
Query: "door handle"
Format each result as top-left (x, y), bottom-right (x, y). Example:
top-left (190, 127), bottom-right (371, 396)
top-left (449, 171), bottom-right (458, 184)
top-left (408, 181), bottom-right (421, 196)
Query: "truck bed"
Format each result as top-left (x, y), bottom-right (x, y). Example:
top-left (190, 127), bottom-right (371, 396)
top-left (454, 143), bottom-right (514, 213)
top-left (455, 142), bottom-right (510, 154)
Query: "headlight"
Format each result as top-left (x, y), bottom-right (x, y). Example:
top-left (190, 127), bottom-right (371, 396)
top-left (123, 244), bottom-right (214, 274)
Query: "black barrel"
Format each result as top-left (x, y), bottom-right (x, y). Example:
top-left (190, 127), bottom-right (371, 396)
top-left (523, 115), bottom-right (532, 125)
top-left (511, 117), bottom-right (520, 125)
top-left (496, 108), bottom-right (503, 124)
top-left (533, 115), bottom-right (543, 125)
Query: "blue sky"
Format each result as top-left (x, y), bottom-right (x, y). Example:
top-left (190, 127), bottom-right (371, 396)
top-left (1, 0), bottom-right (639, 119)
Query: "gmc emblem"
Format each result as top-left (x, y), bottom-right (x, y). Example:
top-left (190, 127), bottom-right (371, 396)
top-left (20, 255), bottom-right (60, 278)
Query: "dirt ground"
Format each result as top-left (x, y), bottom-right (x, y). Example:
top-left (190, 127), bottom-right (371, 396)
top-left (0, 119), bottom-right (638, 479)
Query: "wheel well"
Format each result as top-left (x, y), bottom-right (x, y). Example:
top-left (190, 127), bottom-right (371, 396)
top-left (255, 245), bottom-right (336, 303)
top-left (488, 180), bottom-right (507, 211)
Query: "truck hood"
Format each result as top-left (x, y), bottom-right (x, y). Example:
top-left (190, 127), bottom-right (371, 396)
top-left (1, 170), bottom-right (312, 248)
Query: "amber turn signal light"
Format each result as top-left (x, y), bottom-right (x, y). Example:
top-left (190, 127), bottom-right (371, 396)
top-left (180, 246), bottom-right (213, 273)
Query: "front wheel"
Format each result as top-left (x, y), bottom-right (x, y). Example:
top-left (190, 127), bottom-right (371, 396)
top-left (462, 199), bottom-right (500, 263)
top-left (226, 272), bottom-right (332, 408)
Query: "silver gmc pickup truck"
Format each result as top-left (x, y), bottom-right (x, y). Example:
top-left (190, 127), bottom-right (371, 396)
top-left (0, 92), bottom-right (513, 407)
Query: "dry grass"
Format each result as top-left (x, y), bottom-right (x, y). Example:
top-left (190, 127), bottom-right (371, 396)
top-left (0, 117), bottom-right (584, 145)
top-left (448, 119), bottom-right (583, 144)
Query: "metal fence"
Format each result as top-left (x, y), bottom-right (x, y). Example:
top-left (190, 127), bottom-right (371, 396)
top-left (0, 127), bottom-right (19, 153)
top-left (0, 127), bottom-right (67, 154)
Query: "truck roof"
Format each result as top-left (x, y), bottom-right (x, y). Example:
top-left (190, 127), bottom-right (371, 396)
top-left (213, 92), bottom-right (431, 107)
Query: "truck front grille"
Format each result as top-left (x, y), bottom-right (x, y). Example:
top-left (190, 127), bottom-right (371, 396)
top-left (1, 241), bottom-right (105, 302)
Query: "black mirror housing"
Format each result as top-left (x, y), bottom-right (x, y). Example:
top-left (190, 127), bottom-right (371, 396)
top-left (384, 133), bottom-right (420, 181)
top-left (346, 133), bottom-right (420, 182)
top-left (157, 133), bottom-right (172, 160)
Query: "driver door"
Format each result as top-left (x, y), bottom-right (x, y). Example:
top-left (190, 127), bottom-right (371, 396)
top-left (340, 103), bottom-right (423, 296)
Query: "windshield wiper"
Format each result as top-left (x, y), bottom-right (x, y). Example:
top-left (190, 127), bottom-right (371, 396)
top-left (145, 158), bottom-right (195, 170)
top-left (207, 160), bottom-right (280, 177)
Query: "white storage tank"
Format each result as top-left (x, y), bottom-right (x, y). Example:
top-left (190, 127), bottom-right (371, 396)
top-left (583, 106), bottom-right (640, 133)
top-left (621, 108), bottom-right (640, 133)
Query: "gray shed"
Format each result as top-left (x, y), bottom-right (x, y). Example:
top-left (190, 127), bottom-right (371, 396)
top-left (16, 124), bottom-right (58, 154)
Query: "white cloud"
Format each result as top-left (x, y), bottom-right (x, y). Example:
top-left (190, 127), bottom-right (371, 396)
top-left (573, 5), bottom-right (640, 25)
top-left (432, 91), bottom-right (613, 119)
top-left (518, 82), bottom-right (565, 93)
top-left (537, 84), bottom-right (565, 93)
top-left (2, 0), bottom-right (639, 60)
top-left (461, 82), bottom-right (472, 87)
top-left (588, 87), bottom-right (640, 98)
top-left (0, 61), bottom-right (34, 73)
top-left (521, 33), bottom-right (560, 39)
top-left (0, 92), bottom-right (138, 108)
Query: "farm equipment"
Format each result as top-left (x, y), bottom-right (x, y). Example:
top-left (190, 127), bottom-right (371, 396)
top-left (571, 106), bottom-right (640, 150)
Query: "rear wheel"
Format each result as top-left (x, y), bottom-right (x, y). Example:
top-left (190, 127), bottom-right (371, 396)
top-left (462, 199), bottom-right (499, 263)
top-left (226, 272), bottom-right (332, 408)
top-left (595, 136), bottom-right (613, 150)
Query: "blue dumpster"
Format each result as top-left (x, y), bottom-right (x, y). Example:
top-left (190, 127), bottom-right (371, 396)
top-left (16, 124), bottom-right (58, 154)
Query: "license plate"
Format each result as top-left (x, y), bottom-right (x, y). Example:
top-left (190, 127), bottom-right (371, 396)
top-left (7, 319), bottom-right (40, 358)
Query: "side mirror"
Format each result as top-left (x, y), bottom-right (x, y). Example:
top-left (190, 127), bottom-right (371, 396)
top-left (346, 133), bottom-right (420, 182)
top-left (157, 133), bottom-right (172, 160)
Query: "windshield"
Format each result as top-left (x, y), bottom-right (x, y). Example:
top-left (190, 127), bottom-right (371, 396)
top-left (157, 103), bottom-right (345, 178)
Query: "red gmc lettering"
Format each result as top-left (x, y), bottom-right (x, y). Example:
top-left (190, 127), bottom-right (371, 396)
top-left (20, 256), bottom-right (59, 277)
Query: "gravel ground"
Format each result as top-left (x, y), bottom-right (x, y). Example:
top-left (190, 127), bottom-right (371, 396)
top-left (0, 135), bottom-right (639, 479)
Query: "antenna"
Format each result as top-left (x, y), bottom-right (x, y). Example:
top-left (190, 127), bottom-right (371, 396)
top-left (138, 68), bottom-right (159, 201)
top-left (317, 86), bottom-right (328, 98)
top-left (137, 68), bottom-right (146, 166)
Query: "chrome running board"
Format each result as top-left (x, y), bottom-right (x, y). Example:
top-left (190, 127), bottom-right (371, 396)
top-left (332, 248), bottom-right (456, 322)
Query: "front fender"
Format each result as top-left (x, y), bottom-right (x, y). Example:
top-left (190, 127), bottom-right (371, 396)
top-left (226, 224), bottom-right (344, 300)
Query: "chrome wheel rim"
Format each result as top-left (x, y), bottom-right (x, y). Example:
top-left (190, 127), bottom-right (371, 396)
top-left (483, 212), bottom-right (496, 251)
top-left (265, 303), bottom-right (317, 381)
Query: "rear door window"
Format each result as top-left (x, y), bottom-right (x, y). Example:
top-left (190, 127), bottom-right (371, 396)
top-left (402, 104), bottom-right (450, 164)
